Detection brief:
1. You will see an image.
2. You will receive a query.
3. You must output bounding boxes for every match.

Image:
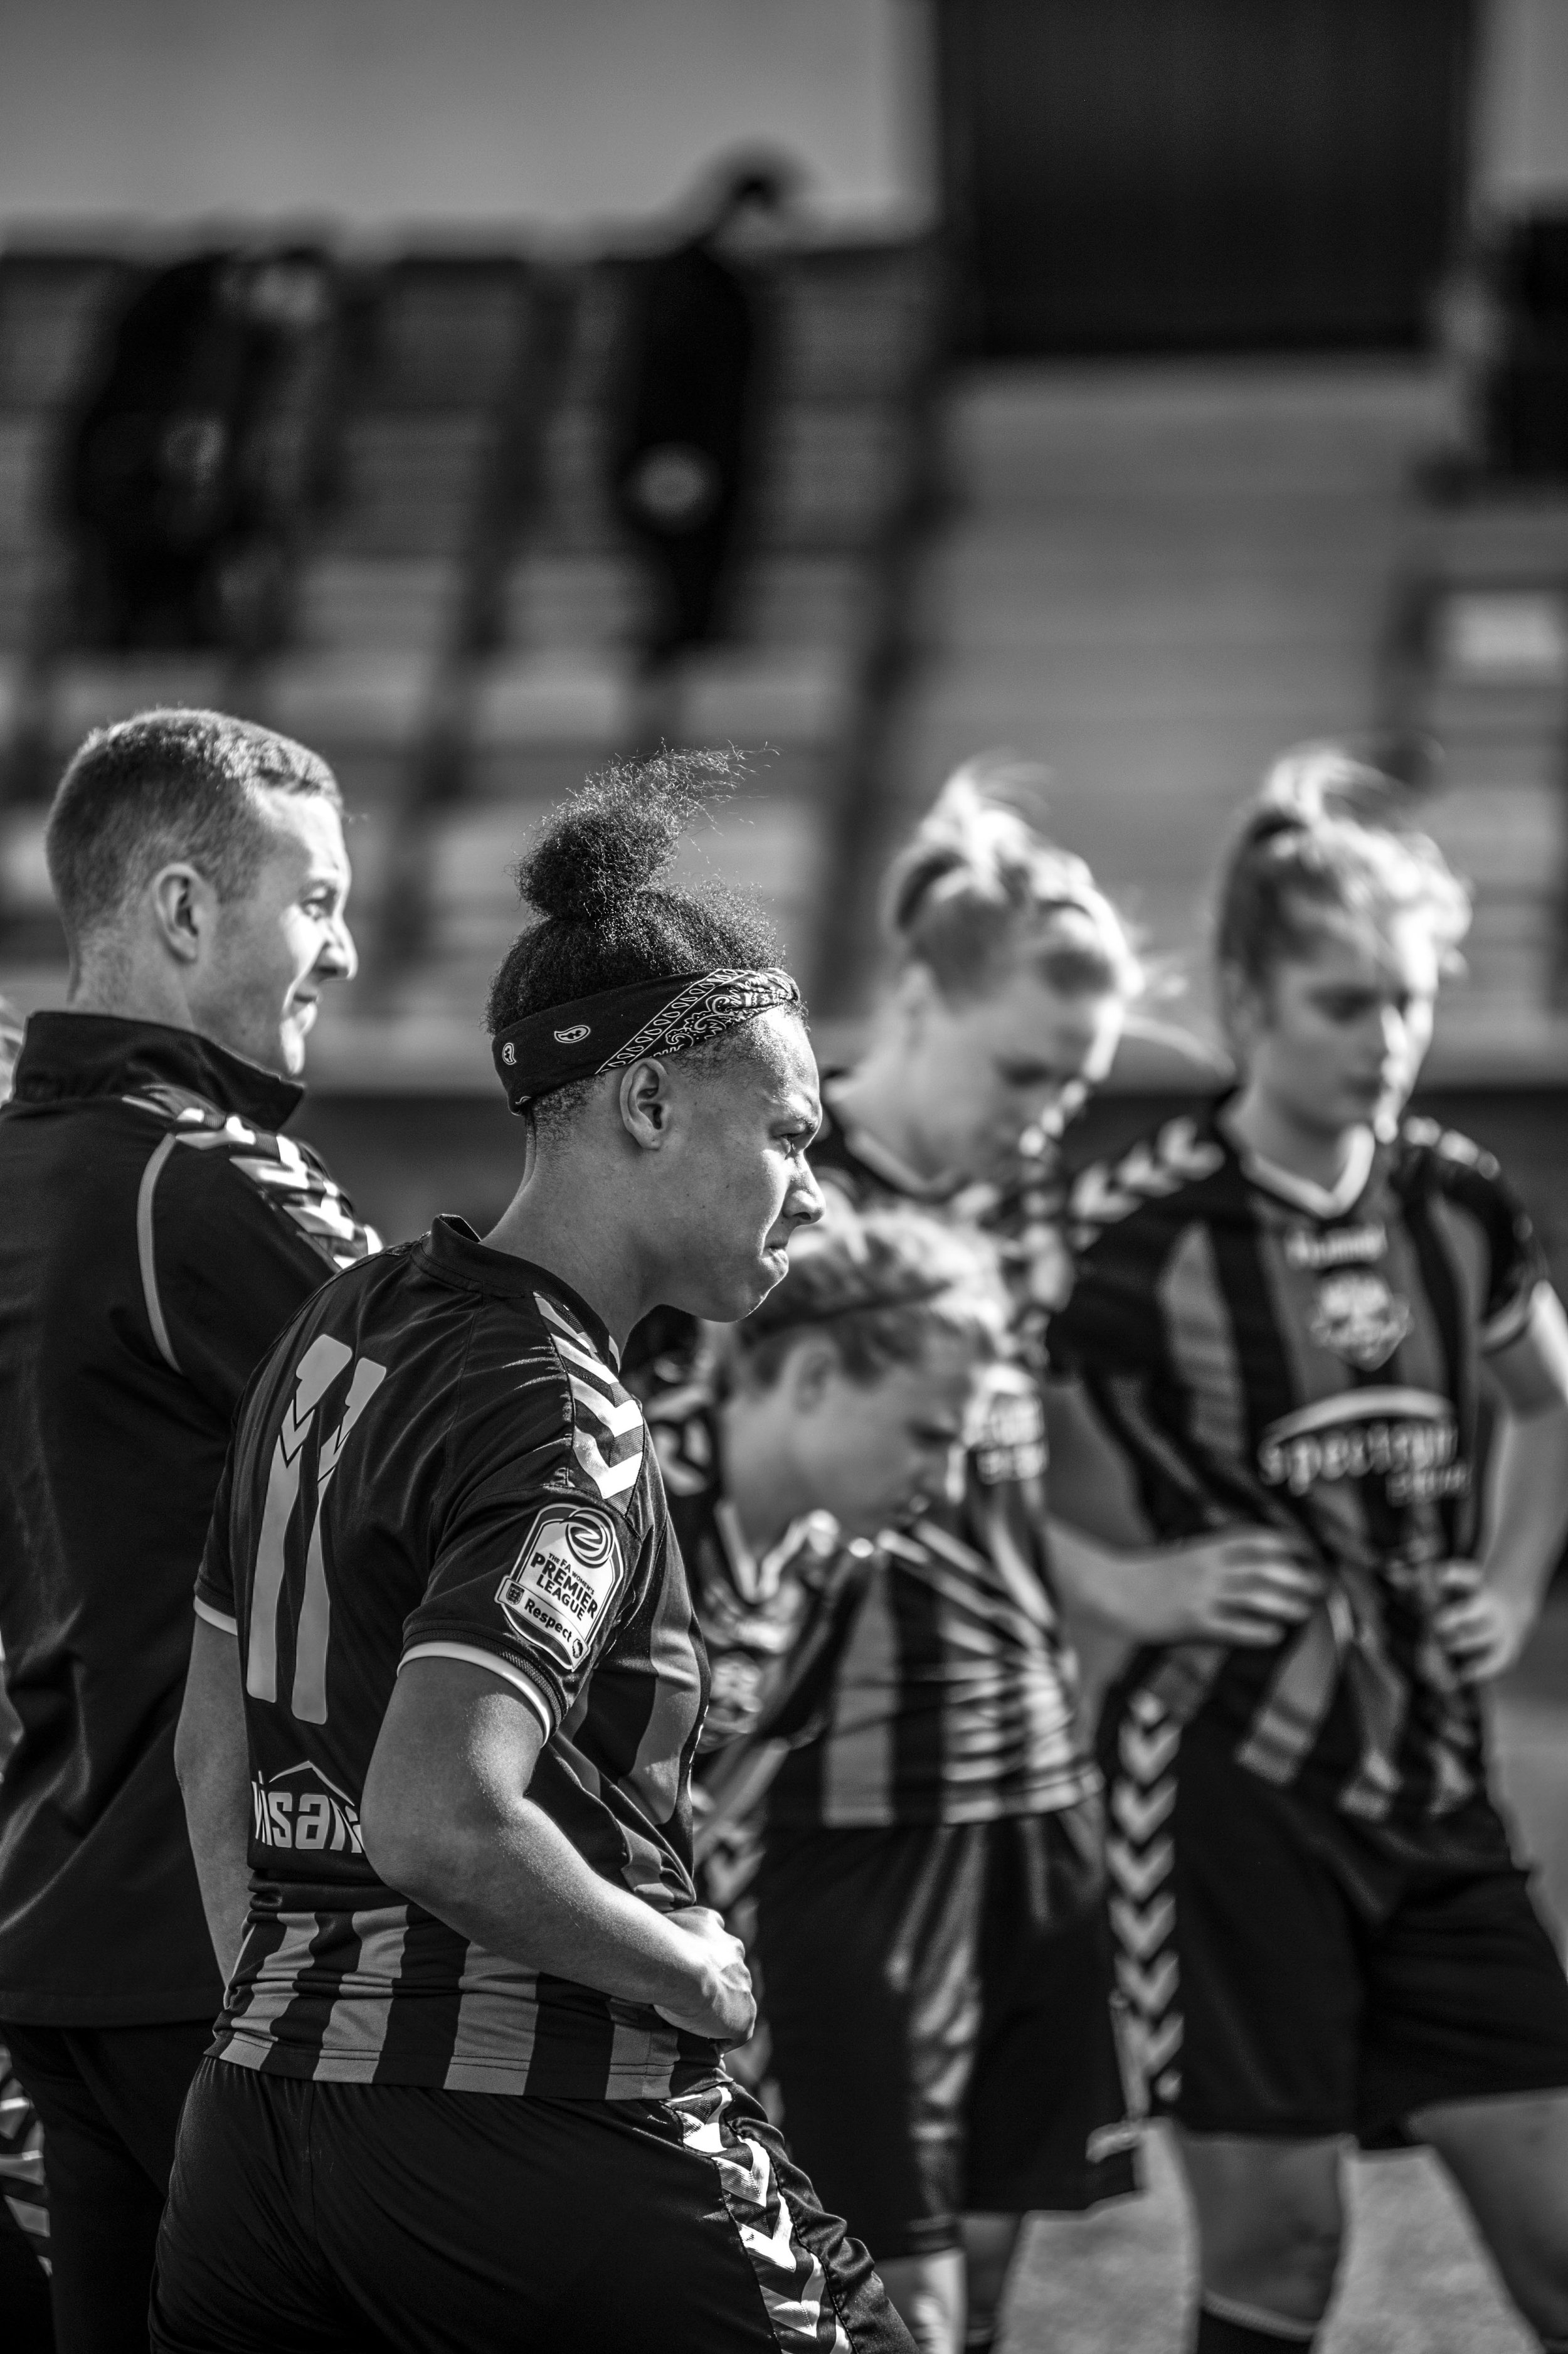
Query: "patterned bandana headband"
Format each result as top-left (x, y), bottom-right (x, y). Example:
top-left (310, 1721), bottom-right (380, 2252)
top-left (491, 967), bottom-right (802, 1113)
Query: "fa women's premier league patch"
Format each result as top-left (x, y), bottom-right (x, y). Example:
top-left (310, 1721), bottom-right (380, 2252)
top-left (496, 1507), bottom-right (627, 1671)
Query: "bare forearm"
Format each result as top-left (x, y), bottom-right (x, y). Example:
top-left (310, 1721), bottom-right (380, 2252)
top-left (179, 1766), bottom-right (252, 1981)
top-left (1051, 1517), bottom-right (1248, 1644)
top-left (1049, 1514), bottom-right (1321, 1650)
top-left (1482, 1401), bottom-right (1568, 1617)
top-left (371, 1797), bottom-right (706, 2013)
top-left (174, 1621), bottom-right (254, 1981)
top-left (1050, 1519), bottom-right (1174, 1640)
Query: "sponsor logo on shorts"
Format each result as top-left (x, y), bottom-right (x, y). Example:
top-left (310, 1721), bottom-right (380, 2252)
top-left (1258, 1387), bottom-right (1468, 1506)
top-left (1308, 1268), bottom-right (1412, 1371)
top-left (251, 1763), bottom-right (364, 1854)
top-left (495, 1507), bottom-right (624, 1669)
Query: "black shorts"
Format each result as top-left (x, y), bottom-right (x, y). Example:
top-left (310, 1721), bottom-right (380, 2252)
top-left (1106, 1697), bottom-right (1568, 2145)
top-left (151, 2058), bottom-right (911, 2354)
top-left (755, 1806), bottom-right (1139, 2261)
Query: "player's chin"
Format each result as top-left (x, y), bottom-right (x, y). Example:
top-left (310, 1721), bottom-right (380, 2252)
top-left (279, 1000), bottom-right (317, 1073)
top-left (746, 1240), bottom-right (793, 1305)
top-left (679, 1253), bottom-right (785, 1325)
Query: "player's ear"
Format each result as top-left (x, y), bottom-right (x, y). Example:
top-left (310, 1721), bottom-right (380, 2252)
top-left (781, 1332), bottom-right (839, 1414)
top-left (618, 1058), bottom-right (675, 1150)
top-left (148, 861), bottom-right (219, 968)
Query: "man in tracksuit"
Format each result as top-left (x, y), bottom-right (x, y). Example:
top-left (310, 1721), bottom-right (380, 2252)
top-left (0, 709), bottom-right (377, 2351)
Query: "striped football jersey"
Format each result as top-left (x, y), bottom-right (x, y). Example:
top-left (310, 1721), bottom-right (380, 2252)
top-left (1049, 1103), bottom-right (1544, 1825)
top-left (647, 1379), bottom-right (837, 1755)
top-left (760, 1088), bottom-right (1096, 1827)
top-left (196, 1216), bottom-right (721, 2100)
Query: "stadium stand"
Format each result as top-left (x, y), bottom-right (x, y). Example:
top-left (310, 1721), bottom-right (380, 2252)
top-left (1379, 504), bottom-right (1568, 1072)
top-left (1373, 209), bottom-right (1568, 1075)
top-left (7, 220), bottom-right (1566, 1086)
top-left (0, 231), bottom-right (943, 1079)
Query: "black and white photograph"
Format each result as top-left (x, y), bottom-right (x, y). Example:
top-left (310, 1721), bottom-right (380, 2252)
top-left (1, 5), bottom-right (1567, 2350)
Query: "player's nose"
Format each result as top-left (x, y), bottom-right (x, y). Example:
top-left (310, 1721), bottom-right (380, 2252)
top-left (787, 1160), bottom-right (827, 1230)
top-left (318, 914), bottom-right (358, 983)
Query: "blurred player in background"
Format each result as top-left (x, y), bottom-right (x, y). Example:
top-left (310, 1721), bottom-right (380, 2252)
top-left (1047, 749), bottom-right (1568, 2354)
top-left (733, 761), bottom-right (1303, 2354)
top-left (647, 1202), bottom-right (1009, 2080)
top-left (0, 711), bottom-right (375, 2354)
top-left (157, 756), bottom-right (914, 2353)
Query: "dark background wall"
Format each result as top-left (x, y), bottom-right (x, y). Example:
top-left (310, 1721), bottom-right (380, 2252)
top-left (939, 0), bottom-right (1478, 353)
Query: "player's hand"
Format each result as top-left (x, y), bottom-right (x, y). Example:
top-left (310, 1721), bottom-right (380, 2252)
top-left (1152, 1529), bottom-right (1323, 1647)
top-left (654, 1905), bottom-right (757, 2047)
top-left (1434, 1562), bottom-right (1534, 1682)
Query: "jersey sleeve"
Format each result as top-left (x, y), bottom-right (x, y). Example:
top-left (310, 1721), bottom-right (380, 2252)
top-left (146, 1137), bottom-right (372, 1421)
top-left (193, 1443), bottom-right (240, 1636)
top-left (1429, 1132), bottom-right (1547, 1353)
top-left (399, 1362), bottom-right (644, 1741)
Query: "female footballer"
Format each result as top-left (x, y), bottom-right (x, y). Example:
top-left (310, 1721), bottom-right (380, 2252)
top-left (1047, 748), bottom-right (1568, 2354)
top-left (157, 753), bottom-right (916, 2354)
top-left (746, 760), bottom-right (1307, 2354)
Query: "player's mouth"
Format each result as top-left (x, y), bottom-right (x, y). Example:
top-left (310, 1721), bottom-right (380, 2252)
top-left (286, 994), bottom-right (319, 1036)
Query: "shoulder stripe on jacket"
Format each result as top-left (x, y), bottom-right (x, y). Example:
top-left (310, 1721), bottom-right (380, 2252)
top-left (135, 1133), bottom-right (183, 1371)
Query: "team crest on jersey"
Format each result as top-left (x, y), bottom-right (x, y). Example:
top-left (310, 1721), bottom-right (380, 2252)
top-left (495, 1507), bottom-right (625, 1670)
top-left (1309, 1269), bottom-right (1412, 1372)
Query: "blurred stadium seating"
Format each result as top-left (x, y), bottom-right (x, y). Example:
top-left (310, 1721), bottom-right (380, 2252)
top-left (0, 230), bottom-right (942, 1084)
top-left (3, 214), bottom-right (1567, 1091)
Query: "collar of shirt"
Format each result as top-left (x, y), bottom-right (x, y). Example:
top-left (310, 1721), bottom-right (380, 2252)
top-left (1216, 1106), bottom-right (1378, 1221)
top-left (417, 1214), bottom-right (622, 1370)
top-left (817, 1075), bottom-right (958, 1203)
top-left (9, 1010), bottom-right (304, 1128)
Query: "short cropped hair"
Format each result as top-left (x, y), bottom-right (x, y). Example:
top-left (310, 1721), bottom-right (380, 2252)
top-left (45, 708), bottom-right (341, 950)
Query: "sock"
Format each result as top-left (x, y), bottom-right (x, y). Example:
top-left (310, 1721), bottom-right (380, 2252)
top-left (1195, 2294), bottom-right (1318, 2351)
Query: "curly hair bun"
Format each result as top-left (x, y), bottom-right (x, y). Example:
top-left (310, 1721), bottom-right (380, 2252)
top-left (517, 748), bottom-right (750, 928)
top-left (487, 746), bottom-right (781, 1055)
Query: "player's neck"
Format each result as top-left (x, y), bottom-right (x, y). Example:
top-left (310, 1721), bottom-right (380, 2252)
top-left (719, 1392), bottom-right (810, 1556)
top-left (70, 945), bottom-right (199, 1039)
top-left (1224, 1084), bottom-right (1367, 1197)
top-left (829, 1054), bottom-right (951, 1192)
top-left (483, 1163), bottom-right (654, 1350)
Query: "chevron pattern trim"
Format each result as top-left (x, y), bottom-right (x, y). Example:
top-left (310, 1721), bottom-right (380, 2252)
top-left (1106, 1686), bottom-right (1183, 2113)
